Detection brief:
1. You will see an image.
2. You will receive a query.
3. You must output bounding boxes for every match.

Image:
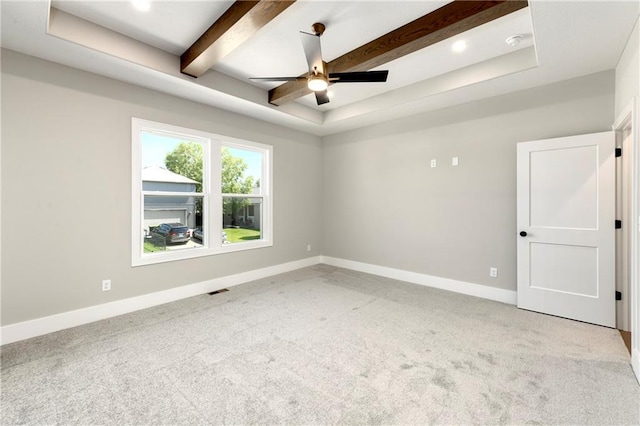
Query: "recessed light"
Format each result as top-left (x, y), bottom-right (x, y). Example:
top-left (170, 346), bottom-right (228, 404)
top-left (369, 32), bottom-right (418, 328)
top-left (506, 35), bottom-right (523, 47)
top-left (452, 40), bottom-right (467, 53)
top-left (132, 0), bottom-right (150, 12)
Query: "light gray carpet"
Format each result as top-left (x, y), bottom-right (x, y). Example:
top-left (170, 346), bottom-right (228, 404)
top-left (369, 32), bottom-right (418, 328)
top-left (2, 265), bottom-right (638, 425)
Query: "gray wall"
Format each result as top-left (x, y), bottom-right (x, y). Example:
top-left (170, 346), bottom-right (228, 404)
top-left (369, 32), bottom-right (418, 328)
top-left (1, 49), bottom-right (323, 326)
top-left (0, 47), bottom-right (620, 327)
top-left (322, 71), bottom-right (615, 292)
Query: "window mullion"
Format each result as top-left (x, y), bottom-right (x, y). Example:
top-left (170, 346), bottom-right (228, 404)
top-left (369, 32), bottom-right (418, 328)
top-left (210, 141), bottom-right (223, 249)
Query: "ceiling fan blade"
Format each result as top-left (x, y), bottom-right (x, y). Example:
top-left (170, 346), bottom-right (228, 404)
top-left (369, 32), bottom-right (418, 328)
top-left (249, 77), bottom-right (304, 82)
top-left (315, 90), bottom-right (330, 105)
top-left (329, 70), bottom-right (389, 83)
top-left (300, 31), bottom-right (323, 73)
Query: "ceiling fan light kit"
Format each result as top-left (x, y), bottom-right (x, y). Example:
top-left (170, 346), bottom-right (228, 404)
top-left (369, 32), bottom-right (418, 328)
top-left (250, 22), bottom-right (389, 106)
top-left (307, 75), bottom-right (328, 92)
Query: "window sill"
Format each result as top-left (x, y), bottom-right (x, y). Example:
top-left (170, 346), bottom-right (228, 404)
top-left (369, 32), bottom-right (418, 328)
top-left (132, 240), bottom-right (273, 267)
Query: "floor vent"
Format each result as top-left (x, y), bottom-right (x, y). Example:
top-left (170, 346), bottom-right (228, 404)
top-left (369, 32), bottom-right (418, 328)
top-left (208, 288), bottom-right (229, 295)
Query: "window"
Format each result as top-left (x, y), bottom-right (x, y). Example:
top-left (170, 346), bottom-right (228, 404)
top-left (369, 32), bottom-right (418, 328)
top-left (132, 118), bottom-right (272, 266)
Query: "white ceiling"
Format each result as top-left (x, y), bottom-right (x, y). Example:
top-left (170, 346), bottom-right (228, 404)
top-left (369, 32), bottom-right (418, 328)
top-left (1, 1), bottom-right (639, 136)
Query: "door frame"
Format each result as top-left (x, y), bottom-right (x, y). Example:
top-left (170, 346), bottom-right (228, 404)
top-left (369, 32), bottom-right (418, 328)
top-left (613, 97), bottom-right (639, 379)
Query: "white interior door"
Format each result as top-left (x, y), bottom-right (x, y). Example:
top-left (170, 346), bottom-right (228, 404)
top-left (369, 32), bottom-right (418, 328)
top-left (517, 132), bottom-right (616, 327)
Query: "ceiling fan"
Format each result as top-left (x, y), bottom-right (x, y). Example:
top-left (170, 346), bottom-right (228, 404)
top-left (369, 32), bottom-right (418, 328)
top-left (250, 23), bottom-right (389, 106)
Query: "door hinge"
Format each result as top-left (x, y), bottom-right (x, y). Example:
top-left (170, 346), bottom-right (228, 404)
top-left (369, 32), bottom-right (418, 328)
top-left (615, 220), bottom-right (622, 229)
top-left (616, 147), bottom-right (622, 157)
top-left (616, 291), bottom-right (622, 301)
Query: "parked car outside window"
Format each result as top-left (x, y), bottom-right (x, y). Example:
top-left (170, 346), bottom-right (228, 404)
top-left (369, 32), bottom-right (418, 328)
top-left (154, 223), bottom-right (190, 244)
top-left (191, 228), bottom-right (228, 244)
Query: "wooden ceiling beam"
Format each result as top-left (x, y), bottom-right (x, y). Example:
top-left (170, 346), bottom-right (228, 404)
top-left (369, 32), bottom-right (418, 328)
top-left (181, 0), bottom-right (296, 78)
top-left (269, 0), bottom-right (528, 106)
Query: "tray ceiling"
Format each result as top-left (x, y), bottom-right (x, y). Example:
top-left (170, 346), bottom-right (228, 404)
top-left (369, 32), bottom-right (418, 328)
top-left (2, 1), bottom-right (638, 135)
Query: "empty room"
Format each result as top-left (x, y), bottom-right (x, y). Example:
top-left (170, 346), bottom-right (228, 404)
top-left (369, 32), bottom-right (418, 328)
top-left (2, 0), bottom-right (640, 424)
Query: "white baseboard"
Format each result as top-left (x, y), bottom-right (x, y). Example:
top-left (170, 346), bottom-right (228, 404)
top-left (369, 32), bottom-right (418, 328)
top-left (1, 255), bottom-right (517, 346)
top-left (321, 256), bottom-right (517, 305)
top-left (0, 256), bottom-right (322, 345)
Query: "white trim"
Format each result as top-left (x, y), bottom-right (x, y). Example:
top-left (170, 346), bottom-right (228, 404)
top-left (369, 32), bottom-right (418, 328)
top-left (0, 256), bottom-right (321, 345)
top-left (133, 240), bottom-right (274, 267)
top-left (320, 256), bottom-right (517, 305)
top-left (143, 191), bottom-right (205, 197)
top-left (613, 97), bottom-right (639, 380)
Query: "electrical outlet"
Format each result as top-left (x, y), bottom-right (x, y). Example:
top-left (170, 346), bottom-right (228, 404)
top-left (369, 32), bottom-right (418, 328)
top-left (452, 156), bottom-right (459, 166)
top-left (307, 244), bottom-right (311, 252)
top-left (102, 279), bottom-right (111, 291)
top-left (489, 268), bottom-right (498, 278)
top-left (430, 159), bottom-right (437, 168)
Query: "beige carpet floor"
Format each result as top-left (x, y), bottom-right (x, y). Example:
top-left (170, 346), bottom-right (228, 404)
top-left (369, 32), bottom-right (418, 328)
top-left (2, 264), bottom-right (639, 425)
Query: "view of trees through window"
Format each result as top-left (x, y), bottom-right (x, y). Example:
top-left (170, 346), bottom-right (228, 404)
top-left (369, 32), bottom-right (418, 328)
top-left (221, 146), bottom-right (262, 243)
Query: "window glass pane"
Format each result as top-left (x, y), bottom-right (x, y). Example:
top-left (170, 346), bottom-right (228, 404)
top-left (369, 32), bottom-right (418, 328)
top-left (223, 197), bottom-right (262, 244)
top-left (141, 131), bottom-right (206, 256)
top-left (142, 132), bottom-right (205, 194)
top-left (221, 146), bottom-right (262, 195)
top-left (143, 195), bottom-right (204, 253)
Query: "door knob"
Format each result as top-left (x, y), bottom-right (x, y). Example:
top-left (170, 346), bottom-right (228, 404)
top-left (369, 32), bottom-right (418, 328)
top-left (519, 231), bottom-right (527, 237)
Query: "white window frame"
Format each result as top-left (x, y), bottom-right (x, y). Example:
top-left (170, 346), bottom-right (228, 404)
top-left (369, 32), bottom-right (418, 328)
top-left (132, 118), bottom-right (273, 266)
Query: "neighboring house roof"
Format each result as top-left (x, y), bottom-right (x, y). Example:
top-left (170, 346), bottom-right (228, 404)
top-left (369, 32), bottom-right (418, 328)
top-left (142, 166), bottom-right (199, 184)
